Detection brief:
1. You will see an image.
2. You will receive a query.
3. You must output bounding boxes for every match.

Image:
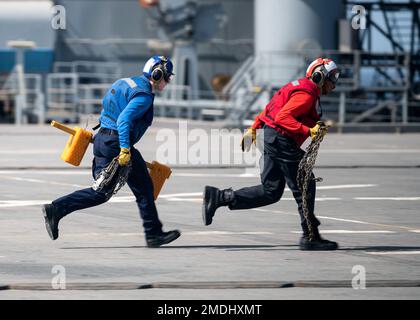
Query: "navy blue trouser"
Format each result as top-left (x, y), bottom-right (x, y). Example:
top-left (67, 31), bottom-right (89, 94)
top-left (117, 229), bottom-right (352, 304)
top-left (229, 125), bottom-right (320, 233)
top-left (52, 131), bottom-right (163, 236)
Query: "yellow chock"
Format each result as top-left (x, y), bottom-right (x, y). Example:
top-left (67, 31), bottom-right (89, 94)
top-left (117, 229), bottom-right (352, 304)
top-left (147, 161), bottom-right (172, 200)
top-left (51, 121), bottom-right (93, 166)
top-left (51, 120), bottom-right (171, 199)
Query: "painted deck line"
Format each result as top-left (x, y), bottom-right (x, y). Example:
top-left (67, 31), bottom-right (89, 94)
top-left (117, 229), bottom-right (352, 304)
top-left (184, 231), bottom-right (273, 236)
top-left (252, 208), bottom-right (414, 231)
top-left (0, 176), bottom-right (89, 189)
top-left (317, 184), bottom-right (377, 190)
top-left (290, 230), bottom-right (396, 234)
top-left (0, 200), bottom-right (50, 208)
top-left (0, 170), bottom-right (90, 175)
top-left (355, 197), bottom-right (420, 201)
top-left (0, 150), bottom-right (59, 155)
top-left (0, 231), bottom-right (273, 238)
top-left (159, 192), bottom-right (203, 198)
top-left (4, 148), bottom-right (417, 155)
top-left (321, 149), bottom-right (420, 154)
top-left (164, 197), bottom-right (342, 202)
top-left (365, 251), bottom-right (420, 255)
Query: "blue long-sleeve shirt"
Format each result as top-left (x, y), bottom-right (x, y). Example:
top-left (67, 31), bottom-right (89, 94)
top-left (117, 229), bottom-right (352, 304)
top-left (116, 94), bottom-right (153, 149)
top-left (99, 75), bottom-right (154, 149)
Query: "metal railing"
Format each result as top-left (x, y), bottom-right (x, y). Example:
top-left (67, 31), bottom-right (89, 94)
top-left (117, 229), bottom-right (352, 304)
top-left (46, 73), bottom-right (79, 122)
top-left (3, 49), bottom-right (413, 128)
top-left (222, 49), bottom-right (417, 129)
top-left (0, 73), bottom-right (45, 124)
top-left (53, 61), bottom-right (121, 84)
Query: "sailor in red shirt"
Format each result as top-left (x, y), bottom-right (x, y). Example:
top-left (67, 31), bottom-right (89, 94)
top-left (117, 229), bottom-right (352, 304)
top-left (202, 58), bottom-right (340, 251)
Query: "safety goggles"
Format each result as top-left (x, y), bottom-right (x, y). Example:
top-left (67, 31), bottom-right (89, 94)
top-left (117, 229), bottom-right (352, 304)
top-left (327, 71), bottom-right (340, 84)
top-left (164, 73), bottom-right (174, 83)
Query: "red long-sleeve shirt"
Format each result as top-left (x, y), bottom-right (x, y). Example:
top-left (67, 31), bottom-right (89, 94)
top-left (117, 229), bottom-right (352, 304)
top-left (254, 78), bottom-right (321, 146)
top-left (274, 91), bottom-right (318, 137)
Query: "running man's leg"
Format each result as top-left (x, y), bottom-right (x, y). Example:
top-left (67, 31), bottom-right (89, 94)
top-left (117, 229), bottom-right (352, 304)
top-left (280, 161), bottom-right (338, 250)
top-left (43, 132), bottom-right (119, 239)
top-left (127, 148), bottom-right (180, 247)
top-left (126, 148), bottom-right (163, 235)
top-left (229, 152), bottom-right (286, 210)
top-left (203, 126), bottom-right (286, 225)
top-left (51, 132), bottom-right (119, 216)
top-left (279, 160), bottom-right (320, 233)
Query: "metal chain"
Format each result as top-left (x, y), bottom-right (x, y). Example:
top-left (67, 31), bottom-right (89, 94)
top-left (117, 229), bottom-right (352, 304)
top-left (92, 158), bottom-right (132, 197)
top-left (113, 161), bottom-right (132, 195)
top-left (297, 122), bottom-right (327, 240)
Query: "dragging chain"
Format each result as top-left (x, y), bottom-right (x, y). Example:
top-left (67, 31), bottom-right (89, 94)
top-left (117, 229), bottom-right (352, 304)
top-left (92, 158), bottom-right (132, 198)
top-left (297, 121), bottom-right (328, 240)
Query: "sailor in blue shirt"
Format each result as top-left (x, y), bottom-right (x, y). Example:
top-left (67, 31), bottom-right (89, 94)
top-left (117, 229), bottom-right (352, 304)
top-left (42, 56), bottom-right (181, 248)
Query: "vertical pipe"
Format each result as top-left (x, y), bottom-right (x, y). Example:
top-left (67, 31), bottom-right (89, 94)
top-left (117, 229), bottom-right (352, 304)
top-left (14, 48), bottom-right (27, 125)
top-left (254, 0), bottom-right (344, 87)
top-left (402, 53), bottom-right (410, 124)
top-left (339, 91), bottom-right (346, 132)
top-left (36, 75), bottom-right (45, 125)
top-left (38, 93), bottom-right (46, 125)
top-left (367, 13), bottom-right (372, 52)
top-left (410, 2), bottom-right (415, 58)
top-left (390, 102), bottom-right (397, 124)
top-left (401, 91), bottom-right (408, 124)
top-left (353, 50), bottom-right (361, 90)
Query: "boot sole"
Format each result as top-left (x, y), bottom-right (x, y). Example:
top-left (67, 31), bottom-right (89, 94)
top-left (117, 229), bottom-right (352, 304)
top-left (300, 243), bottom-right (339, 251)
top-left (147, 231), bottom-right (181, 248)
top-left (42, 205), bottom-right (58, 241)
top-left (202, 186), bottom-right (214, 226)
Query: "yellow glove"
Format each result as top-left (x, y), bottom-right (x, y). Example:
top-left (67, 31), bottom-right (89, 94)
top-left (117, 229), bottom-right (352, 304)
top-left (241, 128), bottom-right (257, 152)
top-left (309, 123), bottom-right (328, 141)
top-left (118, 148), bottom-right (131, 166)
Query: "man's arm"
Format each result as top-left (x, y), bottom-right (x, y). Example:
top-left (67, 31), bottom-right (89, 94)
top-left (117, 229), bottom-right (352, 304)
top-left (274, 91), bottom-right (314, 136)
top-left (251, 110), bottom-right (265, 129)
top-left (116, 94), bottom-right (152, 149)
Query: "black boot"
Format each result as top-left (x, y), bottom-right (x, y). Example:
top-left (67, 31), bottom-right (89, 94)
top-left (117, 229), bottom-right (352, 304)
top-left (299, 227), bottom-right (338, 251)
top-left (202, 186), bottom-right (235, 226)
top-left (42, 204), bottom-right (64, 240)
top-left (146, 230), bottom-right (181, 248)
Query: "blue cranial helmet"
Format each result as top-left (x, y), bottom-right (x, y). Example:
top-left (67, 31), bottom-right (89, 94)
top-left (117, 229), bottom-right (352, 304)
top-left (143, 55), bottom-right (174, 82)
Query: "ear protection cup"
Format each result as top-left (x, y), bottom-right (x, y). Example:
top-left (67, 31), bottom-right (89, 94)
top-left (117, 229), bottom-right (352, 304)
top-left (311, 64), bottom-right (329, 86)
top-left (306, 57), bottom-right (338, 87)
top-left (151, 66), bottom-right (164, 82)
top-left (311, 71), bottom-right (325, 86)
top-left (144, 56), bottom-right (174, 83)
